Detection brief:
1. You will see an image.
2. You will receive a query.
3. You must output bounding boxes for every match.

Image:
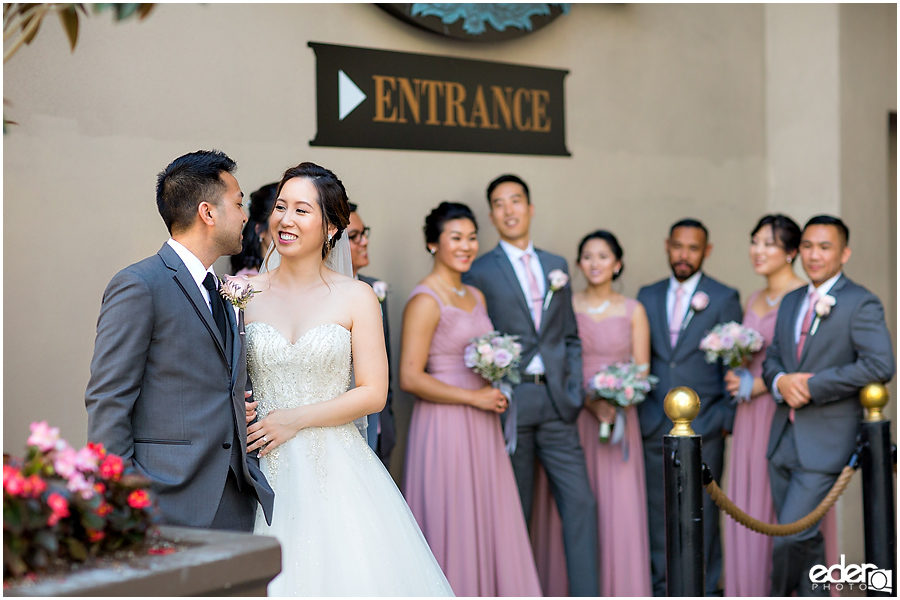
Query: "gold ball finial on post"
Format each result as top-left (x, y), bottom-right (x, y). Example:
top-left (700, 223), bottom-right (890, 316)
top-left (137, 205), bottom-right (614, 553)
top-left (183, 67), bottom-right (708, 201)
top-left (860, 383), bottom-right (889, 423)
top-left (665, 387), bottom-right (701, 436)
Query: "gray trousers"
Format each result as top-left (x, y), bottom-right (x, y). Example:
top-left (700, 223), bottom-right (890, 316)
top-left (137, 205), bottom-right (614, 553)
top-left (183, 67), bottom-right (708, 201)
top-left (643, 420), bottom-right (725, 596)
top-left (768, 423), bottom-right (835, 597)
top-left (510, 383), bottom-right (600, 597)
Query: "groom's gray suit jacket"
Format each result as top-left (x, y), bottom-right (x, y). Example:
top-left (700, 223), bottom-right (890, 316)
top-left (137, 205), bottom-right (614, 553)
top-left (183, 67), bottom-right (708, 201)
top-left (463, 245), bottom-right (583, 422)
top-left (762, 274), bottom-right (895, 473)
top-left (85, 243), bottom-right (274, 528)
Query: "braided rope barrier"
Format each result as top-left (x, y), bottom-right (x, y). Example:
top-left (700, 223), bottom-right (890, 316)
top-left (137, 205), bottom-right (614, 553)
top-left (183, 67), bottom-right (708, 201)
top-left (704, 465), bottom-right (857, 537)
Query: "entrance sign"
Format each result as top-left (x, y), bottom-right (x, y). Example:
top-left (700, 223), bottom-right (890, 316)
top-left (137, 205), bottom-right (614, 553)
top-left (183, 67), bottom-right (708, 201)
top-left (309, 42), bottom-right (570, 156)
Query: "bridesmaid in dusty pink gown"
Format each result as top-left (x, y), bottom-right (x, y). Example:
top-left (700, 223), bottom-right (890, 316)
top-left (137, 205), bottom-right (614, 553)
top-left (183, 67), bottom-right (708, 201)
top-left (530, 230), bottom-right (652, 597)
top-left (401, 202), bottom-right (541, 597)
top-left (723, 214), bottom-right (839, 596)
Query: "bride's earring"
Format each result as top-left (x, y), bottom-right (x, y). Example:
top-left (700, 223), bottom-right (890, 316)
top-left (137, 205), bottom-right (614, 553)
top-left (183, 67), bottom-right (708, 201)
top-left (428, 247), bottom-right (435, 255)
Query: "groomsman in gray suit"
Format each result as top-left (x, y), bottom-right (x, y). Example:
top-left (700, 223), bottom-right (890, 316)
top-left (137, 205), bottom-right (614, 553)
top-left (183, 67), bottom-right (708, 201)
top-left (85, 150), bottom-right (274, 531)
top-left (763, 215), bottom-right (894, 596)
top-left (348, 202), bottom-right (396, 467)
top-left (463, 174), bottom-right (599, 596)
top-left (637, 219), bottom-right (742, 596)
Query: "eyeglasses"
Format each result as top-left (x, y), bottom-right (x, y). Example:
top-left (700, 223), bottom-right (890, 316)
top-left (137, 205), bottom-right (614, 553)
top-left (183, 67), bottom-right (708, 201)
top-left (348, 227), bottom-right (370, 243)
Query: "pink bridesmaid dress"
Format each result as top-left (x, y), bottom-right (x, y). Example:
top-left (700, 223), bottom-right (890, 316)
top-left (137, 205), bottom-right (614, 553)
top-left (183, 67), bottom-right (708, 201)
top-left (529, 298), bottom-right (652, 597)
top-left (724, 290), bottom-right (839, 596)
top-left (403, 285), bottom-right (542, 597)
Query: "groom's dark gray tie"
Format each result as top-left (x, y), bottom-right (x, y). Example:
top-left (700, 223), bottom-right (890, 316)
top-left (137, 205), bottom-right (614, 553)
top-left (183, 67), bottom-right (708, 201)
top-left (203, 273), bottom-right (228, 342)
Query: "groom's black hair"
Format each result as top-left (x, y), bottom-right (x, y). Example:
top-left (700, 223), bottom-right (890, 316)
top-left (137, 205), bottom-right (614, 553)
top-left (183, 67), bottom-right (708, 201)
top-left (669, 218), bottom-right (709, 241)
top-left (804, 215), bottom-right (849, 246)
top-left (156, 149), bottom-right (237, 234)
top-left (486, 174), bottom-right (530, 205)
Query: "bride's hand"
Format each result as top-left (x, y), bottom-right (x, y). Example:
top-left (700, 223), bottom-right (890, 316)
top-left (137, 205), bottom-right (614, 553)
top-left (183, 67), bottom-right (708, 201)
top-left (469, 386), bottom-right (508, 414)
top-left (247, 408), bottom-right (300, 457)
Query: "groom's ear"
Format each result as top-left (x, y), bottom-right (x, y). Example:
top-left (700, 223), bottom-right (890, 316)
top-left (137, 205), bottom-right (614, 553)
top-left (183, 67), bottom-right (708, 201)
top-left (197, 201), bottom-right (216, 227)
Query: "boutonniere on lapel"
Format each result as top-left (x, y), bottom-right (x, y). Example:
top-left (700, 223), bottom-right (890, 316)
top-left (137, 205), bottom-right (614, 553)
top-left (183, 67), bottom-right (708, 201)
top-left (809, 294), bottom-right (836, 335)
top-left (219, 276), bottom-right (259, 310)
top-left (543, 269), bottom-right (569, 311)
top-left (681, 291), bottom-right (709, 330)
top-left (371, 280), bottom-right (388, 303)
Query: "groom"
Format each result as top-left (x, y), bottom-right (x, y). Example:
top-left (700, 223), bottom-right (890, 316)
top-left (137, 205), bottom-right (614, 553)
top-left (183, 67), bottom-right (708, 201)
top-left (763, 215), bottom-right (894, 595)
top-left (463, 174), bottom-right (599, 596)
top-left (637, 218), bottom-right (742, 595)
top-left (85, 150), bottom-right (274, 531)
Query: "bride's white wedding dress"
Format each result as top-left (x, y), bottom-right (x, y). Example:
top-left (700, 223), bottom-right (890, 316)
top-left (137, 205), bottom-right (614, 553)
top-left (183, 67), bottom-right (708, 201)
top-left (248, 321), bottom-right (454, 597)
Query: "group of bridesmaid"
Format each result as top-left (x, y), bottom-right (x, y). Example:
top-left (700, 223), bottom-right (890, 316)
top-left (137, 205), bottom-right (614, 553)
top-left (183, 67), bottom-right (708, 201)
top-left (397, 203), bottom-right (835, 597)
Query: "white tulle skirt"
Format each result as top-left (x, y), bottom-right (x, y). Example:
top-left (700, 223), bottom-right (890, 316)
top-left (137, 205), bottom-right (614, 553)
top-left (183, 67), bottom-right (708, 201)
top-left (253, 422), bottom-right (454, 597)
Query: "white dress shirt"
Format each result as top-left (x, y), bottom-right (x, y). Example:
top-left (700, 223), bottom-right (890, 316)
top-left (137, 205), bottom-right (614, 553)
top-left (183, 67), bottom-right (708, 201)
top-left (771, 271), bottom-right (843, 400)
top-left (499, 239), bottom-right (546, 375)
top-left (167, 238), bottom-right (217, 314)
top-left (667, 270), bottom-right (703, 327)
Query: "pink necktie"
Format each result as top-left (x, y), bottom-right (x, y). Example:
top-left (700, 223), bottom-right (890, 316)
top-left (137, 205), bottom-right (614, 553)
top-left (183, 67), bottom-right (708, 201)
top-left (669, 286), bottom-right (685, 347)
top-left (796, 290), bottom-right (819, 361)
top-left (790, 290), bottom-right (819, 423)
top-left (521, 253), bottom-right (542, 331)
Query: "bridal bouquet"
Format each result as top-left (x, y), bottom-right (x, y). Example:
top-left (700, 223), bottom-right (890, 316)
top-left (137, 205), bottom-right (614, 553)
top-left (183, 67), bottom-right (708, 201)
top-left (588, 361), bottom-right (658, 442)
top-left (699, 321), bottom-right (764, 368)
top-left (3, 422), bottom-right (158, 579)
top-left (463, 332), bottom-right (523, 385)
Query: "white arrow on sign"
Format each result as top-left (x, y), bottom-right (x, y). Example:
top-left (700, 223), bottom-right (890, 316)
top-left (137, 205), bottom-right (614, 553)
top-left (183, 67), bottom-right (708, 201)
top-left (338, 70), bottom-right (366, 121)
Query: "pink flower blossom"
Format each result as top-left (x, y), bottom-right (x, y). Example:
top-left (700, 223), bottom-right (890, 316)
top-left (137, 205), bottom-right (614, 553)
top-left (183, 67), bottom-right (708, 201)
top-left (691, 292), bottom-right (709, 311)
top-left (624, 386), bottom-right (635, 400)
top-left (53, 446), bottom-right (78, 479)
top-left (815, 294), bottom-right (836, 317)
top-left (66, 470), bottom-right (95, 499)
top-left (476, 343), bottom-right (494, 364)
top-left (27, 421), bottom-right (61, 452)
top-left (99, 455), bottom-right (124, 481)
top-left (494, 349), bottom-right (513, 368)
top-left (75, 446), bottom-right (100, 473)
top-left (47, 492), bottom-right (70, 526)
top-left (548, 269), bottom-right (569, 291)
top-left (4, 470), bottom-right (26, 496)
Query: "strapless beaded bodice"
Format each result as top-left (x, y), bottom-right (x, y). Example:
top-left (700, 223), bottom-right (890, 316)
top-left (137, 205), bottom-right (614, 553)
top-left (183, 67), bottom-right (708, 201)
top-left (245, 322), bottom-right (361, 490)
top-left (246, 322), bottom-right (352, 416)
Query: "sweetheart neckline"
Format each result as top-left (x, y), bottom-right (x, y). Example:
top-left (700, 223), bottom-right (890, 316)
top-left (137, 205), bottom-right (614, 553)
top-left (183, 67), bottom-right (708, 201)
top-left (245, 321), bottom-right (349, 346)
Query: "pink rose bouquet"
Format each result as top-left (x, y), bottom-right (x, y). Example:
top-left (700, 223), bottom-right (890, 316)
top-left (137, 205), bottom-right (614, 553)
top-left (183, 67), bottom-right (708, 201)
top-left (699, 321), bottom-right (764, 368)
top-left (588, 360), bottom-right (658, 442)
top-left (464, 331), bottom-right (523, 384)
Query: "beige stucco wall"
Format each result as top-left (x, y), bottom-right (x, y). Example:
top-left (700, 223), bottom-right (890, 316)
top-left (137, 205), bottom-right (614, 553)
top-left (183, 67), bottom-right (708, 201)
top-left (4, 2), bottom-right (895, 568)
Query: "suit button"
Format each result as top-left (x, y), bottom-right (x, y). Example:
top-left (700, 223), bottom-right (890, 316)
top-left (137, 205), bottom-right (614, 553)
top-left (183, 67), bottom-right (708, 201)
top-left (222, 442), bottom-right (232, 450)
top-left (670, 362), bottom-right (676, 368)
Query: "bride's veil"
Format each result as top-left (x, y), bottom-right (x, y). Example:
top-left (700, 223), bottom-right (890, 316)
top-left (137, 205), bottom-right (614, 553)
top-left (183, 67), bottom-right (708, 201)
top-left (260, 232), bottom-right (368, 439)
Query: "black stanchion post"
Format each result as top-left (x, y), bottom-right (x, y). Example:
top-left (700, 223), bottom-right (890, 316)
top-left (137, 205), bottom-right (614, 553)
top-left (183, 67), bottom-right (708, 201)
top-left (859, 383), bottom-right (895, 598)
top-left (663, 387), bottom-right (705, 597)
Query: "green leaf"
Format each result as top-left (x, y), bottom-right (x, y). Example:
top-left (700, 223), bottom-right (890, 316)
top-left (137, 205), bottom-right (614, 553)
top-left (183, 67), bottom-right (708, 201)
top-left (67, 537), bottom-right (87, 561)
top-left (115, 4), bottom-right (139, 20)
top-left (80, 511), bottom-right (104, 531)
top-left (34, 530), bottom-right (58, 553)
top-left (57, 5), bottom-right (80, 52)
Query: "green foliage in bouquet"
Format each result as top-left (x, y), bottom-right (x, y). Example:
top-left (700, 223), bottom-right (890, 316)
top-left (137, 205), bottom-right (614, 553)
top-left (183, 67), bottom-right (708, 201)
top-left (3, 422), bottom-right (158, 579)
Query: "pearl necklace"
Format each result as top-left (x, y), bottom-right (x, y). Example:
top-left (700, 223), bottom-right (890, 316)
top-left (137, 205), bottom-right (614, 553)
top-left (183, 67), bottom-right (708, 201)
top-left (585, 300), bottom-right (611, 315)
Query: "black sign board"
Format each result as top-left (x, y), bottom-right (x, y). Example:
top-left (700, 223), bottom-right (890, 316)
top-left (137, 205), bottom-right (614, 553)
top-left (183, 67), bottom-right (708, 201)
top-left (309, 42), bottom-right (570, 156)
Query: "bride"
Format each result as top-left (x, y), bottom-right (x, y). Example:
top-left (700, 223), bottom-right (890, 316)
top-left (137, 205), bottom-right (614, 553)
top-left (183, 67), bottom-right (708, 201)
top-left (239, 162), bottom-right (453, 596)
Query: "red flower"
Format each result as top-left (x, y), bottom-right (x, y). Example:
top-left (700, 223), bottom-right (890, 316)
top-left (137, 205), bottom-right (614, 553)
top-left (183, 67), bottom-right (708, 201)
top-left (4, 468), bottom-right (26, 496)
top-left (127, 489), bottom-right (152, 510)
top-left (25, 475), bottom-right (46, 498)
top-left (86, 442), bottom-right (107, 458)
top-left (86, 529), bottom-right (105, 543)
top-left (93, 481), bottom-right (107, 495)
top-left (147, 546), bottom-right (176, 555)
top-left (96, 501), bottom-right (113, 517)
top-left (46, 492), bottom-right (70, 526)
top-left (99, 455), bottom-right (124, 481)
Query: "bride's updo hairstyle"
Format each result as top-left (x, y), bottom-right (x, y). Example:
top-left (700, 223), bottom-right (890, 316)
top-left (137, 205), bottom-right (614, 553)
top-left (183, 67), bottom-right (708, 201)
top-left (273, 162), bottom-right (351, 260)
top-left (577, 229), bottom-right (624, 280)
top-left (423, 202), bottom-right (478, 253)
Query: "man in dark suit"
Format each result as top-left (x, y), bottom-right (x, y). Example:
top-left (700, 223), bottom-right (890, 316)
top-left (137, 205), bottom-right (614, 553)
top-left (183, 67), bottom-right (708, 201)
top-left (463, 174), bottom-right (599, 596)
top-left (85, 150), bottom-right (274, 531)
top-left (348, 202), bottom-right (395, 467)
top-left (637, 218), bottom-right (742, 595)
top-left (763, 215), bottom-right (894, 596)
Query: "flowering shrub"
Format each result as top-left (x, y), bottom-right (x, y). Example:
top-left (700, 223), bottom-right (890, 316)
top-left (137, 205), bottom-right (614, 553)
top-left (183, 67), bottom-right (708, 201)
top-left (3, 422), bottom-right (158, 579)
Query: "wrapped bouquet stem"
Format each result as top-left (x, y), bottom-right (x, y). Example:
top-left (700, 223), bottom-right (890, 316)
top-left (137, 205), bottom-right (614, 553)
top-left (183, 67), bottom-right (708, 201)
top-left (464, 332), bottom-right (522, 454)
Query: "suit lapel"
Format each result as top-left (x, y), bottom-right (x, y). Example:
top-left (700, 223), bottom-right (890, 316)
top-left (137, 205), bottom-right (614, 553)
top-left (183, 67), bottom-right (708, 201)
top-left (159, 245), bottom-right (227, 360)
top-left (492, 246), bottom-right (536, 332)
top-left (651, 281), bottom-right (671, 357)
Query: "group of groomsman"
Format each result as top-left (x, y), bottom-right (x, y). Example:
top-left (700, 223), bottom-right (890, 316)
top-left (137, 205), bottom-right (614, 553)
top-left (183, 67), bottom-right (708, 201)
top-left (358, 177), bottom-right (895, 597)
